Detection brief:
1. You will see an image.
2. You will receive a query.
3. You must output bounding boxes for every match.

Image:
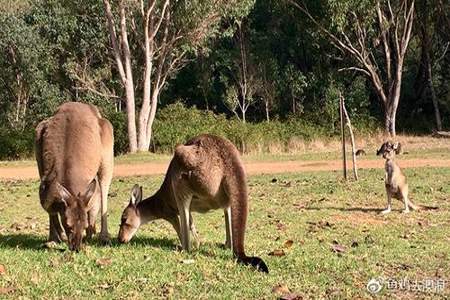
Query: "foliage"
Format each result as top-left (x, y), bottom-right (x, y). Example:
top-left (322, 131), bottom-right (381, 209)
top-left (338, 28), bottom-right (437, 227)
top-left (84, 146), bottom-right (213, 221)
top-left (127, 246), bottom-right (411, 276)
top-left (153, 103), bottom-right (332, 154)
top-left (0, 128), bottom-right (34, 160)
top-left (0, 0), bottom-right (448, 155)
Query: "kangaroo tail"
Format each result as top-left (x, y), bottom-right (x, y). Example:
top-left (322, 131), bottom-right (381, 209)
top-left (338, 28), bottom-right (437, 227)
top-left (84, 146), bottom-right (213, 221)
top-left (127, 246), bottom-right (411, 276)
top-left (409, 199), bottom-right (438, 211)
top-left (226, 159), bottom-right (269, 273)
top-left (417, 204), bottom-right (439, 211)
top-left (237, 256), bottom-right (269, 273)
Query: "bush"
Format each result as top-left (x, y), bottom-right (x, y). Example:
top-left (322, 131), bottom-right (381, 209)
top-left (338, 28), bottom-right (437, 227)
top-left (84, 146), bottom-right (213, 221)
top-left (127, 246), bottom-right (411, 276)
top-left (0, 101), bottom-right (380, 160)
top-left (0, 128), bottom-right (34, 160)
top-left (152, 102), bottom-right (334, 154)
top-left (104, 110), bottom-right (129, 155)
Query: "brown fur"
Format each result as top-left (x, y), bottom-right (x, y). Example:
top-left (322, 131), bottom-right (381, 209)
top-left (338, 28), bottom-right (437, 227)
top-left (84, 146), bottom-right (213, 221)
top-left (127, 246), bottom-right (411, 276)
top-left (355, 149), bottom-right (366, 156)
top-left (118, 134), bottom-right (268, 272)
top-left (35, 102), bottom-right (114, 251)
top-left (376, 141), bottom-right (433, 214)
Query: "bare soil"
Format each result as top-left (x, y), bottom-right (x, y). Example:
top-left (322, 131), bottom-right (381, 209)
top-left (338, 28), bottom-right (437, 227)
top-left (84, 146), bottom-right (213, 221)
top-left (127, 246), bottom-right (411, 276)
top-left (0, 158), bottom-right (449, 180)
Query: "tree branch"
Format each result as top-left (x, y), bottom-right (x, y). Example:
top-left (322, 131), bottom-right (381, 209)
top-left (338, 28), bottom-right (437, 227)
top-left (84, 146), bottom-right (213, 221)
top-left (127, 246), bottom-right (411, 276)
top-left (103, 0), bottom-right (126, 83)
top-left (338, 67), bottom-right (371, 77)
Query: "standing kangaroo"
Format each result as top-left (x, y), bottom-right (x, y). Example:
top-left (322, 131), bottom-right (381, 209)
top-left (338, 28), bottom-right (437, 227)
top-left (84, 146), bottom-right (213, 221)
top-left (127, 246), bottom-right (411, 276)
top-left (35, 102), bottom-right (114, 251)
top-left (118, 134), bottom-right (268, 273)
top-left (377, 141), bottom-right (426, 214)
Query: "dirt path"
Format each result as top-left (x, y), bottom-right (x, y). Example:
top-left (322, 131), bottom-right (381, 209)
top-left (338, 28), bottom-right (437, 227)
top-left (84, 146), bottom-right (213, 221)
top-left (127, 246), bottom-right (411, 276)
top-left (0, 158), bottom-right (449, 181)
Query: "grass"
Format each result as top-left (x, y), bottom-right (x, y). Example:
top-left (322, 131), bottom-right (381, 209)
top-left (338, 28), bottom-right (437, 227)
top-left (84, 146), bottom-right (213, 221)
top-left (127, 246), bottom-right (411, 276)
top-left (0, 167), bottom-right (449, 298)
top-left (1, 146), bottom-right (450, 169)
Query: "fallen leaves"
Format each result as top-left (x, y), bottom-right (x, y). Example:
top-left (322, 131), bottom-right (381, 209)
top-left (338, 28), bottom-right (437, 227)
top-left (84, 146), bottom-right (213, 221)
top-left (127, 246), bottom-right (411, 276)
top-left (97, 283), bottom-right (112, 290)
top-left (331, 243), bottom-right (346, 253)
top-left (272, 284), bottom-right (302, 300)
top-left (10, 222), bottom-right (26, 231)
top-left (284, 239), bottom-right (294, 248)
top-left (268, 249), bottom-right (285, 257)
top-left (292, 203), bottom-right (305, 210)
top-left (161, 282), bottom-right (175, 297)
top-left (307, 220), bottom-right (335, 233)
top-left (181, 259), bottom-right (195, 265)
top-left (272, 284), bottom-right (290, 294)
top-left (95, 258), bottom-right (112, 268)
top-left (269, 239), bottom-right (296, 257)
top-left (0, 287), bottom-right (15, 295)
top-left (276, 222), bottom-right (287, 231)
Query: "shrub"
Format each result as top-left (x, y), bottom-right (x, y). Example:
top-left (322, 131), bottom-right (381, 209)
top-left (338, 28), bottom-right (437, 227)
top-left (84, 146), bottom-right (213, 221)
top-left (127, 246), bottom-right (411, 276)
top-left (105, 110), bottom-right (129, 155)
top-left (0, 128), bottom-right (34, 160)
top-left (152, 102), bottom-right (334, 154)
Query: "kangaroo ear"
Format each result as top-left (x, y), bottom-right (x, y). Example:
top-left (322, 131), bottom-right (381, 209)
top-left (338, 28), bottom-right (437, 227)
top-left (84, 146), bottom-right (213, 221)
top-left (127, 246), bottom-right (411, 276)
top-left (55, 182), bottom-right (71, 207)
top-left (130, 184), bottom-right (143, 206)
top-left (393, 142), bottom-right (402, 154)
top-left (376, 142), bottom-right (386, 156)
top-left (83, 179), bottom-right (97, 209)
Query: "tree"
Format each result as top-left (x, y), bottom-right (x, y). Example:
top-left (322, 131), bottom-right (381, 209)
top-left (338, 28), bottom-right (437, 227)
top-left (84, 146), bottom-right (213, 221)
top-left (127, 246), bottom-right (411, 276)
top-left (288, 0), bottom-right (416, 137)
top-left (414, 0), bottom-right (449, 131)
top-left (222, 21), bottom-right (263, 123)
top-left (257, 58), bottom-right (278, 122)
top-left (103, 0), bottom-right (254, 152)
top-left (282, 64), bottom-right (307, 115)
top-left (0, 12), bottom-right (61, 131)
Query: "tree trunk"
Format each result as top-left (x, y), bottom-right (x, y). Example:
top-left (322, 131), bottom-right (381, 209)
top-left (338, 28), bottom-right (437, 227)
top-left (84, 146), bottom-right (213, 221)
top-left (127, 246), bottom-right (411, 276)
top-left (143, 88), bottom-right (159, 151)
top-left (419, 7), bottom-right (443, 131)
top-left (384, 102), bottom-right (398, 138)
top-left (292, 92), bottom-right (296, 114)
top-left (125, 83), bottom-right (138, 153)
top-left (137, 63), bottom-right (153, 151)
top-left (342, 95), bottom-right (358, 181)
top-left (265, 99), bottom-right (270, 122)
top-left (425, 48), bottom-right (442, 131)
top-left (137, 13), bottom-right (154, 152)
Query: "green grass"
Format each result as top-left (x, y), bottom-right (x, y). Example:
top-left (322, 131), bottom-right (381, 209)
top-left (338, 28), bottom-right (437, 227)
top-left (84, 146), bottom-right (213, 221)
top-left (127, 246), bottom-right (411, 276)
top-left (1, 147), bottom-right (449, 168)
top-left (0, 167), bottom-right (449, 298)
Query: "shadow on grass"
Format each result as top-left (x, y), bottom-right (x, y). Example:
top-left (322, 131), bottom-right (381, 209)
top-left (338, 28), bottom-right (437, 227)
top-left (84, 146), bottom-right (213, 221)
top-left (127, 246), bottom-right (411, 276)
top-left (303, 206), bottom-right (384, 213)
top-left (0, 233), bottom-right (45, 250)
top-left (120, 236), bottom-right (178, 250)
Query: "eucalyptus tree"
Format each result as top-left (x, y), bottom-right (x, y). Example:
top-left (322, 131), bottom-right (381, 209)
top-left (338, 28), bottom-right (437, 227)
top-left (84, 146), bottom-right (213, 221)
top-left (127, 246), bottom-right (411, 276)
top-left (288, 0), bottom-right (416, 137)
top-left (103, 0), bottom-right (254, 152)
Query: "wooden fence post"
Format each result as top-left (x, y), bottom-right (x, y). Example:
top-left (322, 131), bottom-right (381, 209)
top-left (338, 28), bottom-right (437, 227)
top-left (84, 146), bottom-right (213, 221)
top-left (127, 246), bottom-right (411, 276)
top-left (339, 92), bottom-right (347, 180)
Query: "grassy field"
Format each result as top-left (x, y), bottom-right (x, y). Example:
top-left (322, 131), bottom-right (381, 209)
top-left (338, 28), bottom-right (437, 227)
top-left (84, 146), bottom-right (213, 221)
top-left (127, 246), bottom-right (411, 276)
top-left (1, 146), bottom-right (450, 169)
top-left (1, 134), bottom-right (450, 168)
top-left (0, 166), bottom-right (449, 299)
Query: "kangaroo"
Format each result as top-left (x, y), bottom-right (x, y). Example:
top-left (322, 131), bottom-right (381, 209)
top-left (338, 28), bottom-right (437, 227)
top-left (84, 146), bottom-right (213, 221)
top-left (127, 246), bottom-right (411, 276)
top-left (118, 134), bottom-right (268, 273)
top-left (376, 141), bottom-right (424, 214)
top-left (35, 102), bottom-right (114, 251)
top-left (355, 149), bottom-right (366, 156)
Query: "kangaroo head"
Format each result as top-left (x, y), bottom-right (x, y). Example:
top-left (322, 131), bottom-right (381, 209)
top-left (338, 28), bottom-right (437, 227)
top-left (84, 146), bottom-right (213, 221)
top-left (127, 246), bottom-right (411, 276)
top-left (55, 179), bottom-right (97, 251)
top-left (376, 141), bottom-right (399, 160)
top-left (118, 184), bottom-right (142, 243)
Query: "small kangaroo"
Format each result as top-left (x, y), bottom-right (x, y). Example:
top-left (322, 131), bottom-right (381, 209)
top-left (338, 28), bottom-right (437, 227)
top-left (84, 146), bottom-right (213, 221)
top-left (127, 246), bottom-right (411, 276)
top-left (118, 134), bottom-right (268, 273)
top-left (376, 141), bottom-right (418, 214)
top-left (35, 102), bottom-right (114, 251)
top-left (355, 149), bottom-right (366, 156)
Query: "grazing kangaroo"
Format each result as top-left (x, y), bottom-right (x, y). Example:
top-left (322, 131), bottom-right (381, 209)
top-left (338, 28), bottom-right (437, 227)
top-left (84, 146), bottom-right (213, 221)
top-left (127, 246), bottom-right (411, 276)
top-left (35, 102), bottom-right (114, 251)
top-left (376, 141), bottom-right (436, 214)
top-left (118, 134), bottom-right (268, 273)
